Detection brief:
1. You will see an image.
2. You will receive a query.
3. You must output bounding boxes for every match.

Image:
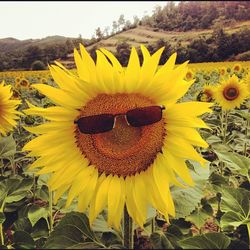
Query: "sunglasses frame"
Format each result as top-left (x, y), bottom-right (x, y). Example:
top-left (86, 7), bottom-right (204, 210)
top-left (74, 105), bottom-right (165, 134)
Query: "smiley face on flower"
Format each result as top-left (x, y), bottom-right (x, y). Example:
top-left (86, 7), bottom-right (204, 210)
top-left (23, 44), bottom-right (212, 229)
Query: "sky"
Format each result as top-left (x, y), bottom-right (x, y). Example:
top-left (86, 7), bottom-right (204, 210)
top-left (0, 1), bottom-right (170, 40)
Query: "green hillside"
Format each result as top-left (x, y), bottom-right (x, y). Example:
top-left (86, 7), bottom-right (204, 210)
top-left (60, 20), bottom-right (250, 68)
top-left (86, 20), bottom-right (250, 52)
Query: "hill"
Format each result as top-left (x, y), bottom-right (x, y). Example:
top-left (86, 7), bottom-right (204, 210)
top-left (88, 20), bottom-right (250, 52)
top-left (60, 20), bottom-right (250, 68)
top-left (0, 35), bottom-right (82, 54)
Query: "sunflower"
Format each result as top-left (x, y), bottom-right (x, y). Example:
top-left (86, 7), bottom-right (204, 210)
top-left (185, 69), bottom-right (194, 81)
top-left (41, 78), bottom-right (48, 84)
top-left (15, 77), bottom-right (21, 84)
top-left (19, 78), bottom-right (30, 89)
top-left (219, 67), bottom-right (227, 76)
top-left (197, 85), bottom-right (215, 102)
top-left (232, 63), bottom-right (242, 73)
top-left (243, 73), bottom-right (250, 96)
top-left (11, 89), bottom-right (20, 100)
top-left (0, 81), bottom-right (21, 136)
top-left (23, 44), bottom-right (212, 229)
top-left (214, 74), bottom-right (249, 110)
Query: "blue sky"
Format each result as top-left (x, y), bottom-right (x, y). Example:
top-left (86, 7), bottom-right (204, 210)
top-left (0, 1), bottom-right (171, 40)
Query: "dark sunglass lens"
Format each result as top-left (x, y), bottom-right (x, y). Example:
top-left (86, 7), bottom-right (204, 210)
top-left (126, 106), bottom-right (163, 127)
top-left (76, 114), bottom-right (114, 134)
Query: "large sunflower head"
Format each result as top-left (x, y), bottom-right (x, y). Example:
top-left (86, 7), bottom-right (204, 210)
top-left (214, 74), bottom-right (249, 110)
top-left (0, 81), bottom-right (22, 136)
top-left (23, 44), bottom-right (212, 229)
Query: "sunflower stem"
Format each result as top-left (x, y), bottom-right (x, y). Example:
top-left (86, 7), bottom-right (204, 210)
top-left (219, 110), bottom-right (228, 175)
top-left (0, 224), bottom-right (4, 246)
top-left (49, 190), bottom-right (54, 234)
top-left (222, 110), bottom-right (228, 144)
top-left (123, 206), bottom-right (133, 249)
top-left (0, 199), bottom-right (6, 246)
top-left (247, 222), bottom-right (250, 247)
top-left (151, 217), bottom-right (155, 233)
top-left (32, 174), bottom-right (36, 202)
top-left (243, 119), bottom-right (249, 157)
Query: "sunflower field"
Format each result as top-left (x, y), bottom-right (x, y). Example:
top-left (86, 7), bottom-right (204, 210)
top-left (0, 45), bottom-right (250, 249)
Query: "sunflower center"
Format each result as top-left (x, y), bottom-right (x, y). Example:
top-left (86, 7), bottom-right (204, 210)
top-left (223, 86), bottom-right (239, 101)
top-left (186, 72), bottom-right (192, 79)
top-left (203, 90), bottom-right (213, 102)
top-left (75, 93), bottom-right (165, 177)
top-left (234, 66), bottom-right (240, 71)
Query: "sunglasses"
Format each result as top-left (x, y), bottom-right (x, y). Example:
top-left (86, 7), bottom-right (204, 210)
top-left (74, 105), bottom-right (165, 134)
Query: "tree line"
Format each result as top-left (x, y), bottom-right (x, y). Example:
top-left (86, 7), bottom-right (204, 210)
top-left (141, 1), bottom-right (250, 31)
top-left (88, 27), bottom-right (250, 66)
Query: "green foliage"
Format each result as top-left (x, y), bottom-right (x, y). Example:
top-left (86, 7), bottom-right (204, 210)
top-left (44, 212), bottom-right (106, 249)
top-left (178, 232), bottom-right (231, 249)
top-left (0, 135), bottom-right (16, 159)
top-left (28, 205), bottom-right (49, 227)
top-left (0, 177), bottom-right (33, 209)
top-left (30, 60), bottom-right (46, 71)
top-left (220, 188), bottom-right (250, 229)
top-left (143, 1), bottom-right (250, 31)
top-left (171, 161), bottom-right (210, 218)
top-left (150, 231), bottom-right (174, 249)
top-left (13, 230), bottom-right (35, 249)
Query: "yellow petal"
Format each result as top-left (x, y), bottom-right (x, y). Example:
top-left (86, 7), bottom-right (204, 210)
top-left (77, 167), bottom-right (98, 213)
top-left (108, 175), bottom-right (122, 227)
top-left (124, 47), bottom-right (140, 93)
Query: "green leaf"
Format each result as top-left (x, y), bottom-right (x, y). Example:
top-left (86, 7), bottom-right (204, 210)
top-left (35, 185), bottom-right (49, 201)
top-left (0, 135), bottom-right (16, 159)
top-left (233, 110), bottom-right (250, 121)
top-left (220, 187), bottom-right (250, 229)
top-left (31, 218), bottom-right (49, 240)
top-left (44, 212), bottom-right (102, 249)
top-left (0, 212), bottom-right (5, 224)
top-left (13, 217), bottom-right (32, 233)
top-left (214, 150), bottom-right (250, 176)
top-left (178, 232), bottom-right (231, 249)
top-left (4, 177), bottom-right (33, 204)
top-left (28, 204), bottom-right (49, 227)
top-left (13, 230), bottom-right (35, 249)
top-left (69, 242), bottom-right (104, 249)
top-left (0, 245), bottom-right (8, 249)
top-left (92, 210), bottom-right (114, 233)
top-left (206, 135), bottom-right (222, 145)
top-left (150, 231), bottom-right (174, 249)
top-left (209, 172), bottom-right (228, 186)
top-left (186, 204), bottom-right (213, 229)
top-left (171, 161), bottom-right (210, 218)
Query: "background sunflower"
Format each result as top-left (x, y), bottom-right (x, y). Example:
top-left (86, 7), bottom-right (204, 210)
top-left (214, 74), bottom-right (249, 110)
top-left (0, 81), bottom-right (21, 136)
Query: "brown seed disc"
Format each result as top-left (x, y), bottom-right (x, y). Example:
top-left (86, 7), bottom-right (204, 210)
top-left (234, 66), bottom-right (240, 72)
top-left (203, 90), bottom-right (213, 102)
top-left (75, 93), bottom-right (166, 177)
top-left (223, 86), bottom-right (239, 101)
